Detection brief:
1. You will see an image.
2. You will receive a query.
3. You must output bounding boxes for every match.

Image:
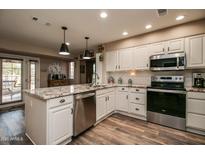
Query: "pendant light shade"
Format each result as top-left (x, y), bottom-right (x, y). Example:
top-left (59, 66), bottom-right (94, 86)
top-left (83, 37), bottom-right (91, 59)
top-left (59, 26), bottom-right (70, 55)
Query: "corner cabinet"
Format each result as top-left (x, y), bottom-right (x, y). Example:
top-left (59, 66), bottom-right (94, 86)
top-left (96, 88), bottom-right (115, 121)
top-left (185, 34), bottom-right (205, 68)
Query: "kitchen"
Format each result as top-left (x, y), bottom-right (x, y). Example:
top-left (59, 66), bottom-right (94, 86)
top-left (1, 9), bottom-right (205, 146)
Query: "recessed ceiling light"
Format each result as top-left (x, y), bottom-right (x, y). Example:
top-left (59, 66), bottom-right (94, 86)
top-left (66, 42), bottom-right (70, 46)
top-left (145, 24), bottom-right (152, 29)
top-left (176, 15), bottom-right (185, 21)
top-left (122, 31), bottom-right (128, 36)
top-left (100, 12), bottom-right (108, 18)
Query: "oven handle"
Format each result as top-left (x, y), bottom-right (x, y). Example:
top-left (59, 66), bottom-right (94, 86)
top-left (147, 88), bottom-right (186, 94)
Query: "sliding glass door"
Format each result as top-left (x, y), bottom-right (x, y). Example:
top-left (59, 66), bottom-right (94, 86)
top-left (0, 58), bottom-right (23, 104)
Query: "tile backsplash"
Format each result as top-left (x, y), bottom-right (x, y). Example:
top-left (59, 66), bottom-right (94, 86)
top-left (107, 69), bottom-right (205, 87)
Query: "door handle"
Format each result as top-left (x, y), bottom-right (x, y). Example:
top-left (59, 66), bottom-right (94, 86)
top-left (126, 95), bottom-right (128, 99)
top-left (107, 96), bottom-right (109, 101)
top-left (71, 108), bottom-right (74, 114)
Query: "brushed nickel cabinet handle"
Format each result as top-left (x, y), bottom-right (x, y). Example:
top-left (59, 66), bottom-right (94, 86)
top-left (135, 89), bottom-right (139, 91)
top-left (60, 99), bottom-right (65, 103)
top-left (135, 108), bottom-right (139, 111)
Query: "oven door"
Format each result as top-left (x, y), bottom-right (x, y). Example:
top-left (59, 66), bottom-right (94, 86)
top-left (150, 57), bottom-right (178, 71)
top-left (147, 88), bottom-right (186, 118)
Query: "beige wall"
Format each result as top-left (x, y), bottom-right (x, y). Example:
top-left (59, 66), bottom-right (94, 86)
top-left (103, 18), bottom-right (205, 51)
top-left (40, 57), bottom-right (70, 87)
top-left (102, 18), bottom-right (205, 84)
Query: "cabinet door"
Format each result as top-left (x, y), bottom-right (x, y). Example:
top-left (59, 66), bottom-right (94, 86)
top-left (48, 104), bottom-right (73, 145)
top-left (167, 38), bottom-right (184, 53)
top-left (96, 95), bottom-right (107, 121)
top-left (133, 46), bottom-right (149, 70)
top-left (107, 91), bottom-right (115, 114)
top-left (149, 42), bottom-right (165, 55)
top-left (105, 50), bottom-right (118, 72)
top-left (117, 92), bottom-right (129, 112)
top-left (118, 48), bottom-right (133, 70)
top-left (185, 35), bottom-right (205, 68)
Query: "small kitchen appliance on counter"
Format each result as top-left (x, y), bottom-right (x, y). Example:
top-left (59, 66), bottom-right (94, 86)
top-left (193, 73), bottom-right (205, 88)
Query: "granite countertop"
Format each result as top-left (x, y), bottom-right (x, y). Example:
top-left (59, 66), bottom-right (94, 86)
top-left (24, 84), bottom-right (148, 100)
top-left (186, 87), bottom-right (205, 93)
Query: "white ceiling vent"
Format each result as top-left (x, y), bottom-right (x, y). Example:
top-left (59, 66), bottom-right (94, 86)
top-left (157, 9), bottom-right (168, 17)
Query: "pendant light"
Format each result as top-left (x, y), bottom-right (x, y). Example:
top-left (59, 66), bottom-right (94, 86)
top-left (59, 26), bottom-right (70, 55)
top-left (83, 37), bottom-right (92, 59)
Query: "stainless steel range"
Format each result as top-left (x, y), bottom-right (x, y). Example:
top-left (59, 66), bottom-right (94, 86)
top-left (147, 76), bottom-right (186, 130)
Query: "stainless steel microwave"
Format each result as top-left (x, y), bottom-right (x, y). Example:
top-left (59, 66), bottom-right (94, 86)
top-left (150, 52), bottom-right (185, 71)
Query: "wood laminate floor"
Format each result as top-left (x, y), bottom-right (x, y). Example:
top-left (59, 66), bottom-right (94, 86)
top-left (0, 108), bottom-right (205, 145)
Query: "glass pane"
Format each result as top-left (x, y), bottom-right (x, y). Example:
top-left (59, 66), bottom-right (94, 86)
top-left (30, 62), bottom-right (36, 90)
top-left (2, 59), bottom-right (22, 103)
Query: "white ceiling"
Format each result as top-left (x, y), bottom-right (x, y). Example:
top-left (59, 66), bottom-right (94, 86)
top-left (0, 9), bottom-right (205, 55)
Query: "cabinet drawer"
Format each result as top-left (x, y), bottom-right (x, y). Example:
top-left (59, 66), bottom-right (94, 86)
top-left (129, 88), bottom-right (146, 94)
top-left (187, 99), bottom-right (205, 115)
top-left (48, 96), bottom-right (73, 108)
top-left (187, 113), bottom-right (205, 131)
top-left (129, 103), bottom-right (146, 116)
top-left (129, 93), bottom-right (145, 104)
top-left (117, 87), bottom-right (128, 92)
top-left (96, 88), bottom-right (115, 96)
top-left (187, 92), bottom-right (205, 100)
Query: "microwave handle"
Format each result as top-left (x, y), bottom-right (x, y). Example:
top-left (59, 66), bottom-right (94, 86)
top-left (177, 57), bottom-right (179, 68)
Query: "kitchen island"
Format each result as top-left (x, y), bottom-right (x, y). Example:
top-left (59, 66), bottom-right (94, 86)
top-left (24, 84), bottom-right (148, 145)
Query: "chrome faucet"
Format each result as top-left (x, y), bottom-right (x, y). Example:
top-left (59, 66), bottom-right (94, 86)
top-left (90, 72), bottom-right (100, 87)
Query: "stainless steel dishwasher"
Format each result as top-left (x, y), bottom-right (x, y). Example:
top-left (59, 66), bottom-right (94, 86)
top-left (73, 91), bottom-right (96, 136)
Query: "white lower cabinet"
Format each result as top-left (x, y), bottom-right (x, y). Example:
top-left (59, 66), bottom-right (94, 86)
top-left (115, 87), bottom-right (147, 119)
top-left (48, 104), bottom-right (73, 145)
top-left (187, 92), bottom-right (205, 134)
top-left (25, 94), bottom-right (73, 145)
top-left (96, 88), bottom-right (115, 121)
top-left (96, 94), bottom-right (107, 121)
top-left (117, 91), bottom-right (129, 112)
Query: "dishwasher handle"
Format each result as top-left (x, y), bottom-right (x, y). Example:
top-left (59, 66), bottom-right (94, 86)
top-left (75, 92), bottom-right (95, 99)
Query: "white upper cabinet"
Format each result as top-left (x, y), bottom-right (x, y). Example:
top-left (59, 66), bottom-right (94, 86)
top-left (133, 45), bottom-right (149, 70)
top-left (167, 38), bottom-right (184, 53)
top-left (185, 34), bottom-right (205, 68)
top-left (149, 38), bottom-right (184, 56)
top-left (118, 48), bottom-right (133, 70)
top-left (105, 50), bottom-right (118, 72)
top-left (149, 42), bottom-right (166, 56)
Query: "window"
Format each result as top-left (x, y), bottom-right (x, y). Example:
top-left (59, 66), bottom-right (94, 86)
top-left (69, 62), bottom-right (75, 79)
top-left (30, 61), bottom-right (36, 90)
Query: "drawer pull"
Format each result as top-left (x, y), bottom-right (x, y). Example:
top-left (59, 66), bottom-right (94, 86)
top-left (136, 97), bottom-right (139, 100)
top-left (122, 88), bottom-right (125, 90)
top-left (60, 99), bottom-right (66, 103)
top-left (135, 108), bottom-right (139, 111)
top-left (135, 89), bottom-right (139, 91)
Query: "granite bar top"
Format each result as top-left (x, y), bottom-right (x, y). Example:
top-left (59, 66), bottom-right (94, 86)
top-left (24, 84), bottom-right (148, 100)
